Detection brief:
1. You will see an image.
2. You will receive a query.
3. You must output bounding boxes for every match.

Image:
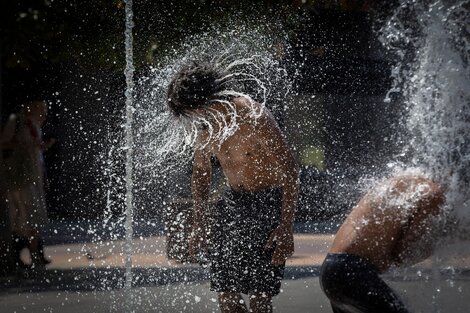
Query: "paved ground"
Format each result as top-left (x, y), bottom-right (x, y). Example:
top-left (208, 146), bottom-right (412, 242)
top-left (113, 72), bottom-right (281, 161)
top-left (39, 234), bottom-right (334, 269)
top-left (1, 234), bottom-right (470, 313)
top-left (1, 274), bottom-right (469, 312)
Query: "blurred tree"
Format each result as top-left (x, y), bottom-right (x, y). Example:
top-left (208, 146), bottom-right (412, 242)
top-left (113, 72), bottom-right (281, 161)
top-left (1, 0), bottom-right (124, 72)
top-left (1, 0), bottom-right (380, 73)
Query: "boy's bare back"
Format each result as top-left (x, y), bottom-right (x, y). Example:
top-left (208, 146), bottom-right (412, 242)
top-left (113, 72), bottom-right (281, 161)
top-left (330, 175), bottom-right (444, 272)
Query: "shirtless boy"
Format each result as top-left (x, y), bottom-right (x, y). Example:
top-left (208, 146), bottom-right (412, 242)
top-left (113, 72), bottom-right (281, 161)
top-left (320, 175), bottom-right (444, 313)
top-left (167, 61), bottom-right (299, 313)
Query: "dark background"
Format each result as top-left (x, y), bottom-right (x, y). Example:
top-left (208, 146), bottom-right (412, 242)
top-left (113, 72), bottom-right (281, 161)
top-left (1, 0), bottom-right (402, 224)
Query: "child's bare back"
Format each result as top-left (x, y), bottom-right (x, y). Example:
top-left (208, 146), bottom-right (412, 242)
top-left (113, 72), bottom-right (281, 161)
top-left (330, 175), bottom-right (444, 272)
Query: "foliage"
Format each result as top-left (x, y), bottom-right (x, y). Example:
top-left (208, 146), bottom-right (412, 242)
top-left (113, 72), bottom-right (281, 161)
top-left (1, 0), bottom-right (124, 71)
top-left (1, 0), bottom-right (376, 72)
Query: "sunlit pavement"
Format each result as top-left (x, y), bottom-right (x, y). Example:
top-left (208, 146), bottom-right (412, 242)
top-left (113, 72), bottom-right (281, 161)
top-left (1, 273), bottom-right (469, 312)
top-left (1, 234), bottom-right (470, 312)
top-left (38, 233), bottom-right (470, 271)
top-left (39, 234), bottom-right (334, 270)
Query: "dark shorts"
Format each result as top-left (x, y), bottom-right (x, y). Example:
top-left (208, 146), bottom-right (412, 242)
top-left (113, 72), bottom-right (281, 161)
top-left (320, 253), bottom-right (410, 313)
top-left (207, 187), bottom-right (285, 296)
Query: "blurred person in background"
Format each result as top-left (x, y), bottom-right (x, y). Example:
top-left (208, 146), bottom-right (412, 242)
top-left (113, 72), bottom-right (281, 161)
top-left (1, 100), bottom-right (56, 269)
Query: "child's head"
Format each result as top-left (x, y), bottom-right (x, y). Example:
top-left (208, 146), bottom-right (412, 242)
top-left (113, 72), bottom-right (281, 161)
top-left (23, 100), bottom-right (47, 125)
top-left (167, 61), bottom-right (224, 116)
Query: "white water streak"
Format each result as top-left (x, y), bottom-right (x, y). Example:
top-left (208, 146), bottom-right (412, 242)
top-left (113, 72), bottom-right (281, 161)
top-left (134, 48), bottom-right (287, 176)
top-left (124, 0), bottom-right (135, 311)
top-left (381, 0), bottom-right (470, 222)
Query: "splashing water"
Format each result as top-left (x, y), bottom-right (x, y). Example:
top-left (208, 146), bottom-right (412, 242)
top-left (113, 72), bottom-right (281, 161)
top-left (99, 24), bottom-right (292, 310)
top-left (128, 26), bottom-right (291, 208)
top-left (379, 1), bottom-right (469, 310)
top-left (380, 0), bottom-right (470, 228)
top-left (141, 55), bottom-right (268, 158)
top-left (124, 0), bottom-right (135, 311)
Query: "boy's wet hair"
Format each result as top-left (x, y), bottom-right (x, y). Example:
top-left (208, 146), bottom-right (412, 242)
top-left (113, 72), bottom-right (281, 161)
top-left (167, 61), bottom-right (224, 116)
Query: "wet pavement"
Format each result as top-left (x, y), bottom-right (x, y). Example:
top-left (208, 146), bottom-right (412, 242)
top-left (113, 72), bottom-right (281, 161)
top-left (40, 234), bottom-right (334, 269)
top-left (1, 233), bottom-right (470, 312)
top-left (1, 269), bottom-right (469, 312)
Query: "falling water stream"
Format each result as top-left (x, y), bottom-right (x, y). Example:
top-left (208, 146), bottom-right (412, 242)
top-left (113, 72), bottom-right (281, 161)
top-left (124, 0), bottom-right (135, 311)
top-left (381, 0), bottom-right (469, 239)
top-left (380, 1), bottom-right (469, 311)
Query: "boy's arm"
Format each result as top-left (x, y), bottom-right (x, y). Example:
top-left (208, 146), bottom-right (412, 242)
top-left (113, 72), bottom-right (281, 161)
top-left (267, 164), bottom-right (299, 265)
top-left (261, 107), bottom-right (300, 224)
top-left (189, 134), bottom-right (212, 257)
top-left (279, 174), bottom-right (300, 230)
top-left (261, 111), bottom-right (300, 265)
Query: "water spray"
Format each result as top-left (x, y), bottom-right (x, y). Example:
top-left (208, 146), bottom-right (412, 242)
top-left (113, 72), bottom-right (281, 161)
top-left (124, 0), bottom-right (135, 311)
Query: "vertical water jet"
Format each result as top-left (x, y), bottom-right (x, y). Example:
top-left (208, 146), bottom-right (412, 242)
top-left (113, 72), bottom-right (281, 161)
top-left (124, 0), bottom-right (135, 311)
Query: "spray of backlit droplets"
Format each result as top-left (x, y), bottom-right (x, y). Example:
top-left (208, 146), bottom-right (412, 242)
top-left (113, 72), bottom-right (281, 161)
top-left (378, 0), bottom-right (470, 229)
top-left (132, 26), bottom-right (292, 176)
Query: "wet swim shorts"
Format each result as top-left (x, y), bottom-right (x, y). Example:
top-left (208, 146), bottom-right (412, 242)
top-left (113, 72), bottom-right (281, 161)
top-left (207, 187), bottom-right (285, 296)
top-left (320, 253), bottom-right (410, 313)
